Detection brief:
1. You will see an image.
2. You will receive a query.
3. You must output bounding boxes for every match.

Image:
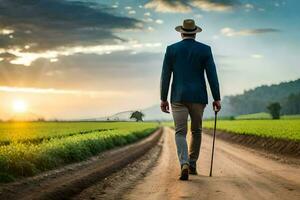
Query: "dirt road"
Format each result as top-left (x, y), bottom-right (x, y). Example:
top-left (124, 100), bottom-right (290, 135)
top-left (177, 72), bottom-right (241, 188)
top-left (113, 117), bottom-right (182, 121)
top-left (122, 127), bottom-right (300, 200)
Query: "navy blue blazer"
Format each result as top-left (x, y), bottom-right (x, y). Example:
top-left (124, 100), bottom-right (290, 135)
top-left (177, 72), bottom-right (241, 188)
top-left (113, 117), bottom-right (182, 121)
top-left (160, 38), bottom-right (220, 104)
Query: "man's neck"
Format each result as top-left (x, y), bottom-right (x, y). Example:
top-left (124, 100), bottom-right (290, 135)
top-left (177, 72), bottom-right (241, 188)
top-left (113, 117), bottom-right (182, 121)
top-left (182, 36), bottom-right (195, 40)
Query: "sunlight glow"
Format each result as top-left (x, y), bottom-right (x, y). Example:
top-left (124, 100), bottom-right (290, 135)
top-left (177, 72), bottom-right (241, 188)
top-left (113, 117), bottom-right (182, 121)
top-left (0, 86), bottom-right (127, 98)
top-left (12, 99), bottom-right (28, 113)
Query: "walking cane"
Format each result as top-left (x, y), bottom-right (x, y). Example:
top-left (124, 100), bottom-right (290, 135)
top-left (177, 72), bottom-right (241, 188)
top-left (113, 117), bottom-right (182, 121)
top-left (209, 110), bottom-right (218, 177)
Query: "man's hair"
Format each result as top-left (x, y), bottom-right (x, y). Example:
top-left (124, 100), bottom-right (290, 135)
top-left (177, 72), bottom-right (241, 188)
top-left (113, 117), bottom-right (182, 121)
top-left (182, 33), bottom-right (196, 37)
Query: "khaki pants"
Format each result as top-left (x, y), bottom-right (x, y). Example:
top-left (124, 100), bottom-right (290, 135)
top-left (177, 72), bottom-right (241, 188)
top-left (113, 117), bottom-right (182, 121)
top-left (171, 102), bottom-right (206, 167)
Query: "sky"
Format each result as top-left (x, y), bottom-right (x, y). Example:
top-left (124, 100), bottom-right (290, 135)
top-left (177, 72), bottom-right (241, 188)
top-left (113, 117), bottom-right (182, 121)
top-left (0, 0), bottom-right (299, 120)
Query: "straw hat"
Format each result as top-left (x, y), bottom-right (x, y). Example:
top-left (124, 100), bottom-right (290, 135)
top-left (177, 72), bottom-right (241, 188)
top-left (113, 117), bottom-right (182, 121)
top-left (175, 19), bottom-right (202, 34)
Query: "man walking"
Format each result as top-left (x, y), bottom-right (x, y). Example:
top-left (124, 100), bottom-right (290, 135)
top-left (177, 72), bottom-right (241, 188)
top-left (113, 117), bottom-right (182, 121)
top-left (160, 19), bottom-right (221, 180)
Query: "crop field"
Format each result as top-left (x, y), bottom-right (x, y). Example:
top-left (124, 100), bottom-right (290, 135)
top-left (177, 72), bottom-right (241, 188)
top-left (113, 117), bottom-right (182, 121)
top-left (235, 112), bottom-right (272, 120)
top-left (235, 112), bottom-right (300, 120)
top-left (0, 122), bottom-right (158, 182)
top-left (281, 114), bottom-right (300, 119)
top-left (203, 119), bottom-right (300, 141)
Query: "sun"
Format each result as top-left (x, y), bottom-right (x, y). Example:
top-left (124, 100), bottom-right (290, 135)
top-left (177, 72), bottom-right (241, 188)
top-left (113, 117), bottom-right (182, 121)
top-left (12, 99), bottom-right (28, 113)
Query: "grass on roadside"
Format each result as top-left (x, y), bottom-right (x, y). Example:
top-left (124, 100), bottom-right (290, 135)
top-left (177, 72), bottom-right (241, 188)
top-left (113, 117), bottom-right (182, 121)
top-left (0, 122), bottom-right (158, 182)
top-left (203, 119), bottom-right (300, 141)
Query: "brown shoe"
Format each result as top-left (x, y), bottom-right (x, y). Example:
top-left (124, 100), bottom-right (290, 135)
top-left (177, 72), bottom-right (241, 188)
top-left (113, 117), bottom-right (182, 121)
top-left (179, 164), bottom-right (189, 180)
top-left (189, 165), bottom-right (198, 175)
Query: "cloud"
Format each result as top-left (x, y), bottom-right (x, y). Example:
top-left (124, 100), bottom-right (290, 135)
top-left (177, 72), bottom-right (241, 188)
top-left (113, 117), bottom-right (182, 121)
top-left (194, 14), bottom-right (203, 19)
top-left (244, 3), bottom-right (254, 12)
top-left (128, 10), bottom-right (136, 14)
top-left (144, 0), bottom-right (239, 13)
top-left (155, 19), bottom-right (164, 24)
top-left (244, 3), bottom-right (254, 9)
top-left (251, 54), bottom-right (264, 59)
top-left (50, 58), bottom-right (58, 63)
top-left (144, 0), bottom-right (192, 13)
top-left (221, 27), bottom-right (280, 37)
top-left (191, 0), bottom-right (238, 12)
top-left (0, 29), bottom-right (14, 35)
top-left (0, 0), bottom-right (143, 65)
top-left (4, 41), bottom-right (162, 66)
top-left (148, 26), bottom-right (155, 31)
top-left (0, 52), bottom-right (17, 62)
top-left (143, 17), bottom-right (154, 22)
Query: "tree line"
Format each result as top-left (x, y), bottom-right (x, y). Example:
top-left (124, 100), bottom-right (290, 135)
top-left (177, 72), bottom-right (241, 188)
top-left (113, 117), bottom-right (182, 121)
top-left (222, 79), bottom-right (300, 117)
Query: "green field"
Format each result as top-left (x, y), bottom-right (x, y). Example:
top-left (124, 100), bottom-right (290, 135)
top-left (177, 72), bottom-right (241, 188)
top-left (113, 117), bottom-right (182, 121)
top-left (0, 122), bottom-right (158, 182)
top-left (235, 112), bottom-right (300, 120)
top-left (281, 114), bottom-right (300, 119)
top-left (203, 119), bottom-right (300, 141)
top-left (235, 112), bottom-right (272, 120)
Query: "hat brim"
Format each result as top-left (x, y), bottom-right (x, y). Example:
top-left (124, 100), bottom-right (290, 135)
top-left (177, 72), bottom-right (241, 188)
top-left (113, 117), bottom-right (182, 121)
top-left (175, 25), bottom-right (202, 34)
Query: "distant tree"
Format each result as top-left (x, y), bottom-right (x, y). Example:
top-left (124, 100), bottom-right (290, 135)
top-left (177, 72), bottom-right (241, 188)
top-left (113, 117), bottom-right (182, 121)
top-left (229, 116), bottom-right (235, 120)
top-left (130, 111), bottom-right (145, 122)
top-left (37, 117), bottom-right (45, 122)
top-left (267, 102), bottom-right (281, 119)
top-left (282, 93), bottom-right (300, 115)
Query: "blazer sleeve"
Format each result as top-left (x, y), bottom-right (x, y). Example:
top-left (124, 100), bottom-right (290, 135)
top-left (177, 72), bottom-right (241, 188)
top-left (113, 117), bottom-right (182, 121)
top-left (204, 47), bottom-right (221, 101)
top-left (160, 46), bottom-right (172, 101)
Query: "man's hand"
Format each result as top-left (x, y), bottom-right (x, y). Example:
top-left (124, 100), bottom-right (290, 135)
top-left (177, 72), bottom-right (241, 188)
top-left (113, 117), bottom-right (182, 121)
top-left (160, 101), bottom-right (170, 113)
top-left (213, 100), bottom-right (221, 112)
